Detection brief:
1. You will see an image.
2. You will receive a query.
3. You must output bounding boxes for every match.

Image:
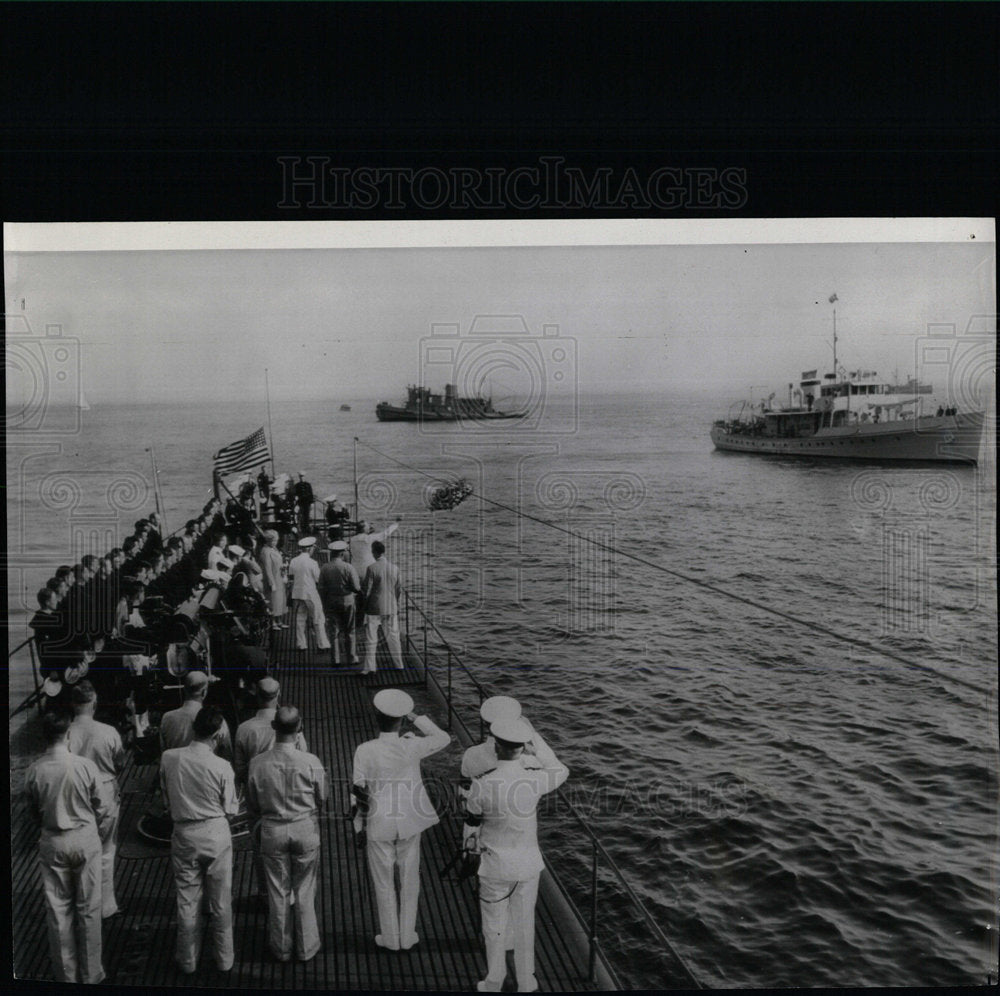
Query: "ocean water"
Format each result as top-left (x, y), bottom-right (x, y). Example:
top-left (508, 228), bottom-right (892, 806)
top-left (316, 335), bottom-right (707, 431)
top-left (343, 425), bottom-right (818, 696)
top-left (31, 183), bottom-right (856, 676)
top-left (6, 391), bottom-right (998, 988)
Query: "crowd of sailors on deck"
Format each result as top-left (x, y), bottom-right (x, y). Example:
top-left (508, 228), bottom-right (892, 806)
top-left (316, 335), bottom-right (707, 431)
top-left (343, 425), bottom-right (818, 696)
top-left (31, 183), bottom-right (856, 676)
top-left (22, 475), bottom-right (568, 991)
top-left (25, 676), bottom-right (565, 992)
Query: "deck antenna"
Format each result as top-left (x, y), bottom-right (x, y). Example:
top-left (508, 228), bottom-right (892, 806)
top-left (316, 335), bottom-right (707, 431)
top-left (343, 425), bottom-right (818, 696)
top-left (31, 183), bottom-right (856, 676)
top-left (145, 445), bottom-right (168, 535)
top-left (265, 367), bottom-right (276, 477)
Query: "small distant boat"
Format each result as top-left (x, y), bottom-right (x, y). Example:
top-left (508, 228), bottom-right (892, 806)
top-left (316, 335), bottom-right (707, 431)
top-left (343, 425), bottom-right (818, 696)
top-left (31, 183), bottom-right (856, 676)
top-left (376, 383), bottom-right (526, 422)
top-left (339, 404), bottom-right (351, 411)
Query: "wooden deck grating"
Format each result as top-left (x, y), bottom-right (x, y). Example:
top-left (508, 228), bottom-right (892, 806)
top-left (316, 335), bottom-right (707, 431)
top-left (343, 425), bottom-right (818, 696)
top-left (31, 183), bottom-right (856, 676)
top-left (11, 617), bottom-right (604, 990)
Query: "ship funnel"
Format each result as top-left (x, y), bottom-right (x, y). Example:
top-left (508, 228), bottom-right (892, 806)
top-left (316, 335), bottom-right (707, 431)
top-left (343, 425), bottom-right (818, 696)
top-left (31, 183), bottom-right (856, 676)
top-left (445, 383), bottom-right (455, 400)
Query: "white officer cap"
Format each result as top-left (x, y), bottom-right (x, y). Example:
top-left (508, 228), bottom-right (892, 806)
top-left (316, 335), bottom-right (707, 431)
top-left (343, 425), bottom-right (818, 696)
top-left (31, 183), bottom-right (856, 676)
top-left (228, 545), bottom-right (245, 557)
top-left (297, 537), bottom-right (317, 548)
top-left (200, 569), bottom-right (224, 582)
top-left (480, 695), bottom-right (521, 724)
top-left (324, 493), bottom-right (338, 503)
top-left (373, 689), bottom-right (413, 718)
top-left (490, 718), bottom-right (532, 745)
top-left (329, 540), bottom-right (347, 551)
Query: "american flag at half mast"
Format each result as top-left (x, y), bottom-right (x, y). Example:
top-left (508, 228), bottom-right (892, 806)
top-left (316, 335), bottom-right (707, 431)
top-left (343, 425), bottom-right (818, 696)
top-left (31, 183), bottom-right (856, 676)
top-left (213, 427), bottom-right (270, 477)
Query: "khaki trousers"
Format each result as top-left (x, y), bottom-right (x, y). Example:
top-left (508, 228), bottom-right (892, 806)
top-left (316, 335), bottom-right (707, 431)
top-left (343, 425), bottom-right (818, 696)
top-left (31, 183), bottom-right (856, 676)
top-left (170, 817), bottom-right (234, 972)
top-left (259, 817), bottom-right (321, 961)
top-left (325, 596), bottom-right (357, 663)
top-left (97, 778), bottom-right (120, 917)
top-left (38, 825), bottom-right (105, 984)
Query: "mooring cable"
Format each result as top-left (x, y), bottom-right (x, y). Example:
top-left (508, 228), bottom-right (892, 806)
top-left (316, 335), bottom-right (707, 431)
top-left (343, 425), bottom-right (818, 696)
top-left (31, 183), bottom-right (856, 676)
top-left (356, 438), bottom-right (991, 698)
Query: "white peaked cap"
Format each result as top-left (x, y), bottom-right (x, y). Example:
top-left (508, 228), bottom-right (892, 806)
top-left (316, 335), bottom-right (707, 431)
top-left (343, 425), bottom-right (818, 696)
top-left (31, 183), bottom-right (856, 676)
top-left (200, 569), bottom-right (224, 582)
top-left (324, 493), bottom-right (338, 503)
top-left (373, 689), bottom-right (413, 718)
top-left (228, 545), bottom-right (245, 557)
top-left (490, 718), bottom-right (533, 745)
top-left (480, 695), bottom-right (521, 724)
top-left (297, 537), bottom-right (317, 548)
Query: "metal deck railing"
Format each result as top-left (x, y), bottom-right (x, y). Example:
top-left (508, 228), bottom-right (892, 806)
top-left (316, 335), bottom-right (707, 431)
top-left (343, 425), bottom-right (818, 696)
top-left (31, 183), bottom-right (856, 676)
top-left (399, 588), bottom-right (702, 990)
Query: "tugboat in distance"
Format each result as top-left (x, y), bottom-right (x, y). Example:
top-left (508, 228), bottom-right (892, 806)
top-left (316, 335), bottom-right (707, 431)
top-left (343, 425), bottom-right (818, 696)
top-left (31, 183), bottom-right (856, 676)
top-left (376, 383), bottom-right (527, 422)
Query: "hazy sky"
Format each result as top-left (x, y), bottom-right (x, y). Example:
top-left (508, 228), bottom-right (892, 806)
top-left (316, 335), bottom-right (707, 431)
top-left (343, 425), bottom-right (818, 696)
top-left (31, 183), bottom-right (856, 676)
top-left (5, 224), bottom-right (995, 407)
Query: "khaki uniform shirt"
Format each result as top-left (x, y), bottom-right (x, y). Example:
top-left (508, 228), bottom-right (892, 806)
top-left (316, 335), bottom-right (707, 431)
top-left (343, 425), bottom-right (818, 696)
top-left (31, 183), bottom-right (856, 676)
top-left (247, 742), bottom-right (328, 825)
top-left (69, 715), bottom-right (124, 787)
top-left (234, 708), bottom-right (308, 785)
top-left (160, 699), bottom-right (232, 755)
top-left (160, 741), bottom-right (238, 823)
top-left (25, 743), bottom-right (111, 837)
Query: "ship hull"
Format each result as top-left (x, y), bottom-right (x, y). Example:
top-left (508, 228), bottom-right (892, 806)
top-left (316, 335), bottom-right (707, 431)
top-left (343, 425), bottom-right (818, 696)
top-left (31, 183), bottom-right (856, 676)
top-left (711, 412), bottom-right (985, 463)
top-left (376, 403), bottom-right (526, 422)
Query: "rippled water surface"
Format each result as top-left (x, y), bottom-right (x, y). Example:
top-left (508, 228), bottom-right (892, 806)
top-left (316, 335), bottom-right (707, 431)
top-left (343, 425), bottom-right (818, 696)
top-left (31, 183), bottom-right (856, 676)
top-left (7, 392), bottom-right (998, 987)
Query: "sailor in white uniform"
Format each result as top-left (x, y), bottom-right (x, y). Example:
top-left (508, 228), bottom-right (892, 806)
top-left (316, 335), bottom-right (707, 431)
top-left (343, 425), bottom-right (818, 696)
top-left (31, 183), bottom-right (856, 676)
top-left (352, 689), bottom-right (451, 951)
top-left (464, 717), bottom-right (568, 993)
top-left (461, 696), bottom-right (542, 779)
top-left (288, 537), bottom-right (331, 651)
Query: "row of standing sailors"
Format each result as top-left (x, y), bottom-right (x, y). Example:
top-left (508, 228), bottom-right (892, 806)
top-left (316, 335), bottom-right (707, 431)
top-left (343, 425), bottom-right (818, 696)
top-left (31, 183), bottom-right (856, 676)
top-left (23, 677), bottom-right (567, 992)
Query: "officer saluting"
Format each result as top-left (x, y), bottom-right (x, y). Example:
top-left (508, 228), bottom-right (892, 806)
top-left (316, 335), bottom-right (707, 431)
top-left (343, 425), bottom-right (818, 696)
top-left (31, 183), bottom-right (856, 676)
top-left (160, 706), bottom-right (239, 975)
top-left (461, 696), bottom-right (541, 780)
top-left (352, 689), bottom-right (450, 951)
top-left (246, 706), bottom-right (327, 963)
top-left (68, 681), bottom-right (125, 920)
top-left (24, 710), bottom-right (112, 984)
top-left (464, 717), bottom-right (568, 993)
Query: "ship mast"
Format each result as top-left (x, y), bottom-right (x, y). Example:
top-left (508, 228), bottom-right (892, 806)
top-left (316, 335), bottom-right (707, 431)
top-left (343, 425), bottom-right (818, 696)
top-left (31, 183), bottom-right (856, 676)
top-left (829, 292), bottom-right (838, 376)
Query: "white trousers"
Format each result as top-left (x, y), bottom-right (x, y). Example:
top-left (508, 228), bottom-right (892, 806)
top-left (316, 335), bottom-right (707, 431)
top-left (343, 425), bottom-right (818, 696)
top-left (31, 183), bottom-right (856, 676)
top-left (39, 826), bottom-right (105, 984)
top-left (479, 873), bottom-right (540, 992)
top-left (259, 818), bottom-right (321, 961)
top-left (363, 613), bottom-right (403, 672)
top-left (366, 833), bottom-right (421, 949)
top-left (294, 597), bottom-right (330, 650)
top-left (170, 817), bottom-right (234, 972)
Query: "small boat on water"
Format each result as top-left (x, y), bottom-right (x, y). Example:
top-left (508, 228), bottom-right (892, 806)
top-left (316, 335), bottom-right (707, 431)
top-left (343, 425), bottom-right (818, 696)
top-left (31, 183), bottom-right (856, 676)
top-left (376, 383), bottom-right (526, 422)
top-left (339, 403), bottom-right (351, 411)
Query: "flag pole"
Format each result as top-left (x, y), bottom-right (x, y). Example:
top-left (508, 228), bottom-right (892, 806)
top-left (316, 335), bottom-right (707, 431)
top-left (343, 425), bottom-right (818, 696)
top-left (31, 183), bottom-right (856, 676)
top-left (145, 445), bottom-right (168, 535)
top-left (353, 437), bottom-right (360, 522)
top-left (265, 368), bottom-right (276, 477)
